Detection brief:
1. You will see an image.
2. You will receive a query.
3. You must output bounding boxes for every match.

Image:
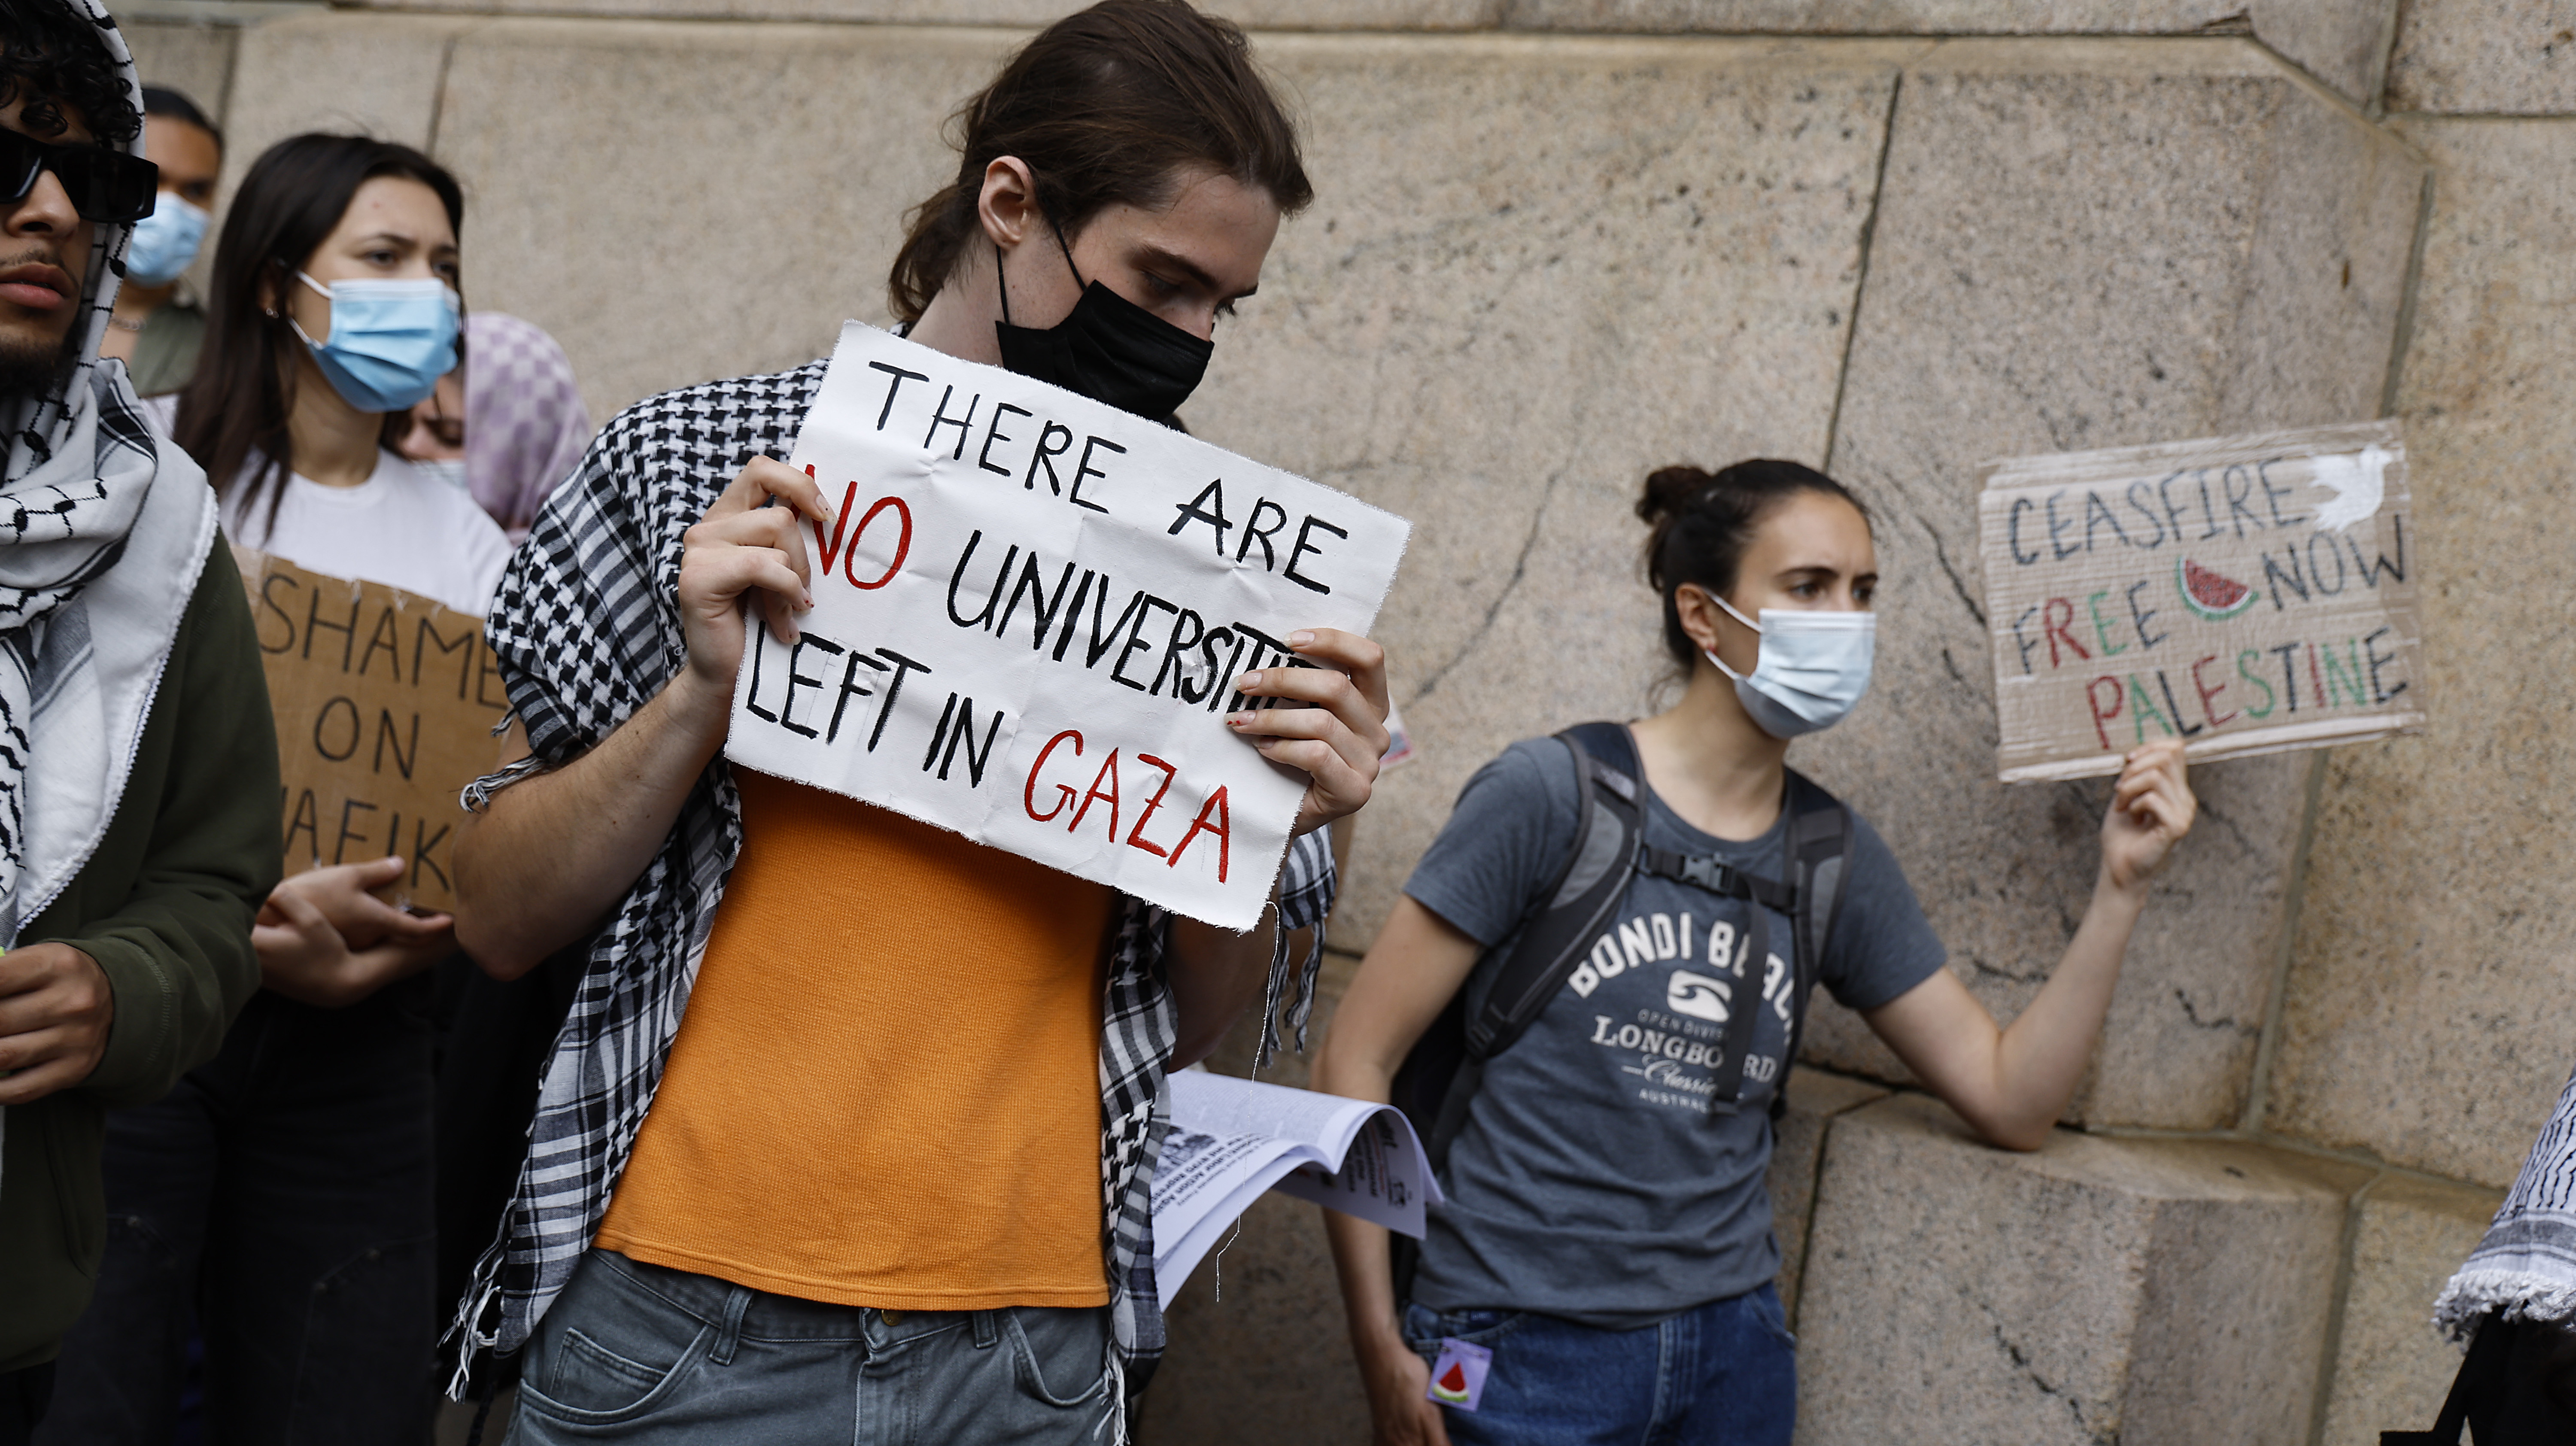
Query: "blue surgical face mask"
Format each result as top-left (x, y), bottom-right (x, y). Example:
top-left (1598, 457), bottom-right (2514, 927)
top-left (125, 191), bottom-right (208, 288)
top-left (1702, 596), bottom-right (1876, 739)
top-left (289, 271), bottom-right (460, 413)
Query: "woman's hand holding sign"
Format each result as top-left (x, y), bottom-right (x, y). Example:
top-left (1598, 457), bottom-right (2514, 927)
top-left (672, 456), bottom-right (835, 731)
top-left (2100, 737), bottom-right (2197, 895)
top-left (1865, 737), bottom-right (2197, 1149)
top-left (1226, 628), bottom-right (1391, 838)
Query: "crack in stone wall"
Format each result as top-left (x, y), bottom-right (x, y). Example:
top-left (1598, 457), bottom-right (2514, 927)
top-left (1403, 466), bottom-right (1558, 708)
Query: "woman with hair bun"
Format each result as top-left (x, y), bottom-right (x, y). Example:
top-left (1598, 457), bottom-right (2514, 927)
top-left (1316, 459), bottom-right (2199, 1445)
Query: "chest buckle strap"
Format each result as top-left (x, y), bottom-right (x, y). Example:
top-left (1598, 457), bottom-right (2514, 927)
top-left (1636, 846), bottom-right (1798, 914)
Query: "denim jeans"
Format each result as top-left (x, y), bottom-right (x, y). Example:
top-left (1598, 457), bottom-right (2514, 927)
top-left (504, 1250), bottom-right (1116, 1445)
top-left (1402, 1285), bottom-right (1796, 1446)
top-left (36, 985), bottom-right (437, 1446)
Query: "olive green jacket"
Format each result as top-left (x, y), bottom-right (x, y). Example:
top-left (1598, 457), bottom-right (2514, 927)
top-left (0, 543), bottom-right (281, 1373)
top-left (124, 298), bottom-right (207, 399)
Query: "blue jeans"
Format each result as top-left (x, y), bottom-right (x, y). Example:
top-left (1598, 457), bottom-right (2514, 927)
top-left (505, 1250), bottom-right (1115, 1444)
top-left (1402, 1285), bottom-right (1796, 1446)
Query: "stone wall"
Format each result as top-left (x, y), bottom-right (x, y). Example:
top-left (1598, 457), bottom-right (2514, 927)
top-left (113, 1), bottom-right (2571, 1440)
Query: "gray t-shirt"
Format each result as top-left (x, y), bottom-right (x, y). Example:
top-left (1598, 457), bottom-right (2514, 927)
top-left (1403, 735), bottom-right (1946, 1328)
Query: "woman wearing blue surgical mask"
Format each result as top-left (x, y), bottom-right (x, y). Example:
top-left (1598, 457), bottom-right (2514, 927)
top-left (1315, 462), bottom-right (2202, 1446)
top-left (97, 85), bottom-right (219, 395)
top-left (38, 135), bottom-right (506, 1446)
top-left (171, 132), bottom-right (505, 616)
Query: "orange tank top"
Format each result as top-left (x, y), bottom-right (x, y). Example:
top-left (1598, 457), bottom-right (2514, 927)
top-left (595, 771), bottom-right (1113, 1310)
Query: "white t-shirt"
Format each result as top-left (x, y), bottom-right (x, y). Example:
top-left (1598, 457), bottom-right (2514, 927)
top-left (218, 449), bottom-right (513, 617)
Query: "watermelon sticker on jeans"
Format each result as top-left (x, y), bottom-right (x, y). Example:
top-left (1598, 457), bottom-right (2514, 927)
top-left (1427, 1337), bottom-right (1492, 1412)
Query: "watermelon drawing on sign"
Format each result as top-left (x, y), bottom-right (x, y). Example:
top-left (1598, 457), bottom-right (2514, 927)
top-left (2176, 557), bottom-right (2258, 621)
top-left (1438, 1363), bottom-right (1469, 1397)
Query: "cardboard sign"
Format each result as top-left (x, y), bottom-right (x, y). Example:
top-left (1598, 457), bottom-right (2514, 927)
top-left (726, 323), bottom-right (1410, 931)
top-left (236, 546), bottom-right (510, 911)
top-left (1978, 420), bottom-right (2424, 783)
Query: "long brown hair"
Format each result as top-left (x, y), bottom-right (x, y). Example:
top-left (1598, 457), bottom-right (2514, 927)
top-left (173, 134), bottom-right (463, 535)
top-left (887, 0), bottom-right (1311, 325)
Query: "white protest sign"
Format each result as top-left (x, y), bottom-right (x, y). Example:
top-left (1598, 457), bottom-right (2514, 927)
top-left (725, 323), bottom-right (1410, 930)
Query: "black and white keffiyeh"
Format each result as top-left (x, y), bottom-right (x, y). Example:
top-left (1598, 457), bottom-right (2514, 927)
top-left (446, 362), bottom-right (1334, 1406)
top-left (2436, 1062), bottom-right (2576, 1340)
top-left (0, 0), bottom-right (212, 941)
top-left (0, 0), bottom-right (221, 1199)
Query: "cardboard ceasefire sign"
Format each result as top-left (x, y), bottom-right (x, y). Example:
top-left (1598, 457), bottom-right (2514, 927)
top-left (727, 322), bottom-right (1410, 931)
top-left (236, 547), bottom-right (509, 911)
top-left (1977, 419), bottom-right (2425, 783)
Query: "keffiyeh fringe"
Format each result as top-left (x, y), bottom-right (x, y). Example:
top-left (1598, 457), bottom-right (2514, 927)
top-left (2436, 1061), bottom-right (2576, 1343)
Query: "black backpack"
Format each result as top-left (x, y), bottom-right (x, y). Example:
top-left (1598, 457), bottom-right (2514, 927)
top-left (1388, 721), bottom-right (1854, 1290)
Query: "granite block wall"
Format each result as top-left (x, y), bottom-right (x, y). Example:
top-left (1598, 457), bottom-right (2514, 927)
top-left (2385, 0), bottom-right (2576, 115)
top-left (2316, 1172), bottom-right (2506, 1446)
top-left (2262, 115), bottom-right (2576, 1190)
top-left (1188, 31), bottom-right (1910, 942)
top-left (325, 0), bottom-right (2406, 106)
top-left (1792, 36), bottom-right (2422, 1133)
top-left (1795, 1094), bottom-right (2365, 1446)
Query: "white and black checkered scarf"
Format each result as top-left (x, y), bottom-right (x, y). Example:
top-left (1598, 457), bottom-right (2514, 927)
top-left (446, 362), bottom-right (1335, 1404)
top-left (0, 0), bottom-right (191, 939)
top-left (2439, 1063), bottom-right (2576, 1340)
top-left (0, 0), bottom-right (222, 1210)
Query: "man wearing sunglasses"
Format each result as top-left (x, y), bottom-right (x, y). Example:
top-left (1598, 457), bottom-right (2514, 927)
top-left (0, 2), bottom-right (283, 1441)
top-left (0, 33), bottom-right (155, 391)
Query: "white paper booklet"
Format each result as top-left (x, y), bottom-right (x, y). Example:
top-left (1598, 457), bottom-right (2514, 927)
top-left (1151, 1069), bottom-right (1443, 1307)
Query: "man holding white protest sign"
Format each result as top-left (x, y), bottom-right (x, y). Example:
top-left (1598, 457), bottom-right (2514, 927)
top-left (725, 320), bottom-right (1404, 930)
top-left (448, 5), bottom-right (1391, 1441)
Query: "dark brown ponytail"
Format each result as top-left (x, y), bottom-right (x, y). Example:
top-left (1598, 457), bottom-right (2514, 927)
top-left (887, 0), bottom-right (1311, 325)
top-left (1639, 460), bottom-right (1869, 667)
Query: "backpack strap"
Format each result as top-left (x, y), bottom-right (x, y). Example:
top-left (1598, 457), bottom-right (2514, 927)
top-left (1770, 766), bottom-right (1855, 1122)
top-left (1459, 721), bottom-right (1644, 1063)
top-left (1410, 723), bottom-right (1644, 1173)
top-left (1626, 769), bottom-right (1846, 1116)
top-left (1636, 848), bottom-right (1797, 912)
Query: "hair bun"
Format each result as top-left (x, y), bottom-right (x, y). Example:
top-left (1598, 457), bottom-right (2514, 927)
top-left (1634, 458), bottom-right (1868, 671)
top-left (1637, 465), bottom-right (1718, 525)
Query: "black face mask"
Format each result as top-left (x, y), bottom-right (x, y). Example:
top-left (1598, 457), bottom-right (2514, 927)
top-left (993, 229), bottom-right (1213, 424)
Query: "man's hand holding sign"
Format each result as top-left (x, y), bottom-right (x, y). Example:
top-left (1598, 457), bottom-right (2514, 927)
top-left (715, 322), bottom-right (1403, 932)
top-left (684, 461), bottom-right (1389, 854)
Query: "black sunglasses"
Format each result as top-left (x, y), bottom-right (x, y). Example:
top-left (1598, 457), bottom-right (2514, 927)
top-left (0, 128), bottom-right (158, 224)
